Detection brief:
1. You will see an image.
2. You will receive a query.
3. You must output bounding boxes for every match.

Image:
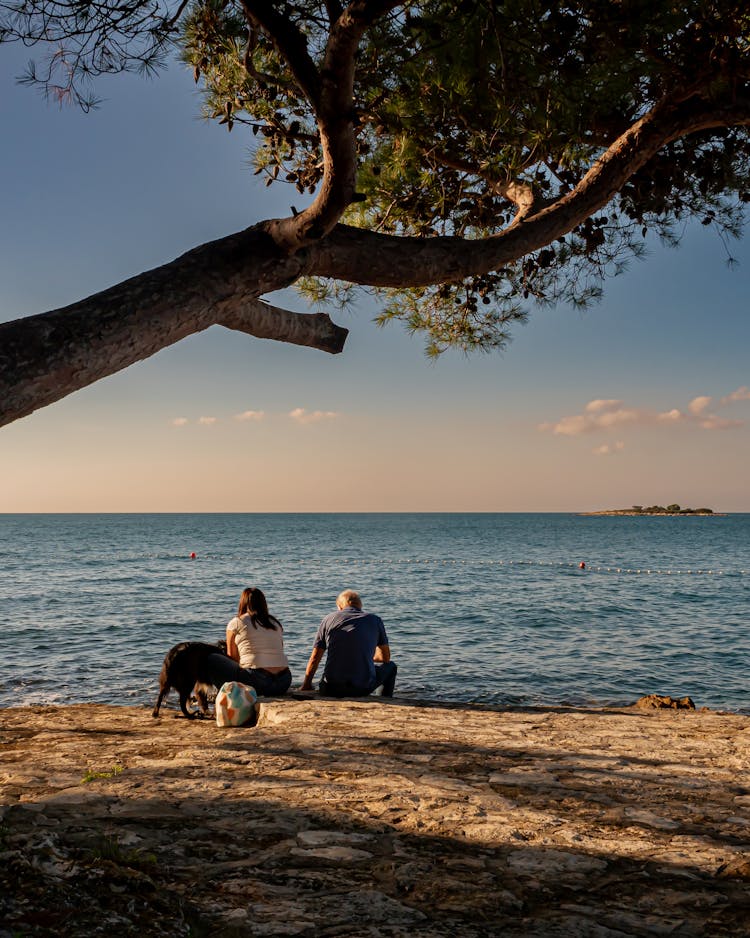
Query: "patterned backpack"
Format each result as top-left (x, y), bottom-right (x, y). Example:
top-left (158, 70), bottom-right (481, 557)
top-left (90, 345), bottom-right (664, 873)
top-left (215, 681), bottom-right (258, 727)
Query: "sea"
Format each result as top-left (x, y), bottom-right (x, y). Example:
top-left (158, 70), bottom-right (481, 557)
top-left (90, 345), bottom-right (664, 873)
top-left (1, 513), bottom-right (748, 713)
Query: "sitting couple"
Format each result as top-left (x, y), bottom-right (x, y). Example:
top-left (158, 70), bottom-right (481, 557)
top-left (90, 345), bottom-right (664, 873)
top-left (206, 587), bottom-right (397, 699)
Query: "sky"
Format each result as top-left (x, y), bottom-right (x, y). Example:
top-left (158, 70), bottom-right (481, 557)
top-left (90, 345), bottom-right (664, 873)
top-left (1, 41), bottom-right (749, 512)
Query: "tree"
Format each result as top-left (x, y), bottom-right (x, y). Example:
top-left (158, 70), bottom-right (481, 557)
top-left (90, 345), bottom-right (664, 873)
top-left (1, 0), bottom-right (749, 427)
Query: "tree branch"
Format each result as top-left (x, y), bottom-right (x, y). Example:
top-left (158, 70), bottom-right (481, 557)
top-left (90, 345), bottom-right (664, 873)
top-left (310, 95), bottom-right (750, 284)
top-left (267, 0), bottom-right (402, 251)
top-left (0, 226), bottom-right (344, 428)
top-left (240, 0), bottom-right (322, 107)
top-left (323, 0), bottom-right (344, 23)
top-left (430, 150), bottom-right (537, 223)
top-left (220, 298), bottom-right (348, 353)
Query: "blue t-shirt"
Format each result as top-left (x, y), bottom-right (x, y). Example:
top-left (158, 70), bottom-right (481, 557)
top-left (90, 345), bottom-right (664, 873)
top-left (314, 606), bottom-right (389, 690)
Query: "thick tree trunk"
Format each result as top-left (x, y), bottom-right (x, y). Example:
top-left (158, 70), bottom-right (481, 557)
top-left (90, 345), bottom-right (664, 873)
top-left (0, 225), bottom-right (347, 427)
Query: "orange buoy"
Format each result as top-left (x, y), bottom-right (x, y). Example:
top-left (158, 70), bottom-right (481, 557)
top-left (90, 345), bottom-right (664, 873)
top-left (579, 561), bottom-right (586, 569)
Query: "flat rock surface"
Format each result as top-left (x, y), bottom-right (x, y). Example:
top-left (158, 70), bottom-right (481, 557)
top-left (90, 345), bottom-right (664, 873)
top-left (1, 697), bottom-right (749, 936)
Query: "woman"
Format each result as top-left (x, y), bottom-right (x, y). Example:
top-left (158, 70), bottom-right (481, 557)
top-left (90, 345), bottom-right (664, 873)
top-left (207, 587), bottom-right (292, 697)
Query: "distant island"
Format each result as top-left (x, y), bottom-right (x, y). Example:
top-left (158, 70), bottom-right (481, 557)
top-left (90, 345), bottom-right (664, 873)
top-left (581, 503), bottom-right (721, 516)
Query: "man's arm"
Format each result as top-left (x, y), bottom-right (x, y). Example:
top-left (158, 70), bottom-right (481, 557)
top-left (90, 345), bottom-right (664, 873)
top-left (299, 647), bottom-right (325, 690)
top-left (373, 644), bottom-right (390, 663)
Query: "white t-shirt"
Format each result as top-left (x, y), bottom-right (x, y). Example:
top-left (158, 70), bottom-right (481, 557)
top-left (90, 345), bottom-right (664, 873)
top-left (227, 614), bottom-right (289, 669)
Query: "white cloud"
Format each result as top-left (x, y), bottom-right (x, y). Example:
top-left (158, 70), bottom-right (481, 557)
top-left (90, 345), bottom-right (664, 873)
top-left (541, 390), bottom-right (747, 438)
top-left (688, 396), bottom-right (712, 415)
top-left (596, 408), bottom-right (640, 428)
top-left (544, 399), bottom-right (641, 435)
top-left (542, 414), bottom-right (586, 435)
top-left (593, 441), bottom-right (625, 456)
top-left (198, 416), bottom-right (218, 426)
top-left (698, 414), bottom-right (743, 430)
top-left (171, 417), bottom-right (188, 427)
top-left (234, 410), bottom-right (265, 422)
top-left (721, 386), bottom-right (750, 405)
top-left (657, 409), bottom-right (683, 422)
top-left (586, 399), bottom-right (623, 413)
top-left (289, 407), bottom-right (339, 424)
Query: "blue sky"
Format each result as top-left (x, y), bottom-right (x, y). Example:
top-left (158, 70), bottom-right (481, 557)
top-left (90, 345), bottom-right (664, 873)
top-left (1, 41), bottom-right (749, 511)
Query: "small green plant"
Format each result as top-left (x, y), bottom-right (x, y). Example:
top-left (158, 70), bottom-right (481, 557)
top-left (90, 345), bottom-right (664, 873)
top-left (81, 764), bottom-right (123, 784)
top-left (88, 835), bottom-right (157, 869)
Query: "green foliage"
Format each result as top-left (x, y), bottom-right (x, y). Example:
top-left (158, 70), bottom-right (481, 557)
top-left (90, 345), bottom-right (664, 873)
top-left (81, 764), bottom-right (123, 784)
top-left (1, 0), bottom-right (179, 109)
top-left (86, 834), bottom-right (157, 871)
top-left (181, 0), bottom-right (324, 193)
top-left (635, 504), bottom-right (714, 514)
top-left (374, 280), bottom-right (529, 358)
top-left (342, 0), bottom-right (750, 349)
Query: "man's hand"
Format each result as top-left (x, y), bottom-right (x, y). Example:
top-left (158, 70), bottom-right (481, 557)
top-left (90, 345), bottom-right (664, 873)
top-left (299, 647), bottom-right (324, 690)
top-left (373, 644), bottom-right (391, 663)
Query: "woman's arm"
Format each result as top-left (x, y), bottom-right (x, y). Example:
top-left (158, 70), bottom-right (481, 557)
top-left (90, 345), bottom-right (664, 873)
top-left (226, 625), bottom-right (240, 662)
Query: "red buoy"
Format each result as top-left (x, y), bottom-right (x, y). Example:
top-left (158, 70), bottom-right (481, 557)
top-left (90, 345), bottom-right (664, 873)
top-left (579, 561), bottom-right (586, 569)
top-left (190, 552), bottom-right (196, 559)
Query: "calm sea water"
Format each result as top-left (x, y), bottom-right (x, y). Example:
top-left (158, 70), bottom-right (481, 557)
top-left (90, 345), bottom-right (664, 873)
top-left (1, 513), bottom-right (748, 713)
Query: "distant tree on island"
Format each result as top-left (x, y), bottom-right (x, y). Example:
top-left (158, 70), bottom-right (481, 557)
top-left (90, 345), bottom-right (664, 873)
top-left (594, 504), bottom-right (715, 515)
top-left (2, 1), bottom-right (750, 426)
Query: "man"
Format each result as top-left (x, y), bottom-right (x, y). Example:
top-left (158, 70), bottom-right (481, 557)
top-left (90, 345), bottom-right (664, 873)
top-left (299, 589), bottom-right (397, 697)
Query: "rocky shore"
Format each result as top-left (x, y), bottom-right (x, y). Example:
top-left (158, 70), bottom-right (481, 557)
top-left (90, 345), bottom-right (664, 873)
top-left (1, 696), bottom-right (749, 937)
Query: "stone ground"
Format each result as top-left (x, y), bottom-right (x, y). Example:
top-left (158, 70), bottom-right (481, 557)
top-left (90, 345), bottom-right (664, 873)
top-left (1, 696), bottom-right (749, 937)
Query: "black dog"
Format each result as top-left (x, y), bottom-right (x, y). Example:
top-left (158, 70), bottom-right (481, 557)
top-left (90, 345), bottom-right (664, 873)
top-left (152, 640), bottom-right (228, 719)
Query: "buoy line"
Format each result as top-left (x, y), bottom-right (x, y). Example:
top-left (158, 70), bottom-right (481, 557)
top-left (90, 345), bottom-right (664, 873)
top-left (181, 554), bottom-right (748, 576)
top-left (324, 558), bottom-right (744, 575)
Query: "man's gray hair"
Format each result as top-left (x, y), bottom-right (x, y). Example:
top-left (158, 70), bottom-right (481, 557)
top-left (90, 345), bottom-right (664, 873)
top-left (337, 589), bottom-right (362, 609)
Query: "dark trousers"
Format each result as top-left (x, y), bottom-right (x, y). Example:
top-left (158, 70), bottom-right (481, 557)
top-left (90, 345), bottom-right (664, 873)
top-left (320, 661), bottom-right (397, 698)
top-left (206, 653), bottom-right (292, 697)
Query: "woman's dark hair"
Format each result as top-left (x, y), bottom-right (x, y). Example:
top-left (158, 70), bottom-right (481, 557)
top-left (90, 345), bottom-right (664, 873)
top-left (237, 587), bottom-right (280, 630)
